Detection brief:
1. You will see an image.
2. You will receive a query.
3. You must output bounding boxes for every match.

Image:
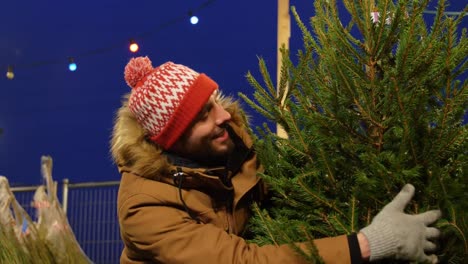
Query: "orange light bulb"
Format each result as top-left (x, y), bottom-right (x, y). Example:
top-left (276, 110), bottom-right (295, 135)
top-left (129, 42), bottom-right (139, 53)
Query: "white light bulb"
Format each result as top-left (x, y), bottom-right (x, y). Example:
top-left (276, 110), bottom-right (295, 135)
top-left (190, 16), bottom-right (199, 25)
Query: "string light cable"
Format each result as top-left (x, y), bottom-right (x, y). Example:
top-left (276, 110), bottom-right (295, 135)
top-left (2, 1), bottom-right (464, 79)
top-left (1, 0), bottom-right (216, 79)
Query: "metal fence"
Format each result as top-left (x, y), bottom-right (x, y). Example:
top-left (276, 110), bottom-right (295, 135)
top-left (11, 179), bottom-right (123, 264)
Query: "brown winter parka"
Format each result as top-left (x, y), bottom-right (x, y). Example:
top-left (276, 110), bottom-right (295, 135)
top-left (112, 94), bottom-right (359, 264)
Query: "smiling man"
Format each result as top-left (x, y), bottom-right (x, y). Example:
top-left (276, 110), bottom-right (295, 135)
top-left (169, 91), bottom-right (235, 167)
top-left (111, 56), bottom-right (441, 264)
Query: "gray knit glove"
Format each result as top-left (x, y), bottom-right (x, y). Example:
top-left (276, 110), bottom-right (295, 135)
top-left (360, 184), bottom-right (441, 263)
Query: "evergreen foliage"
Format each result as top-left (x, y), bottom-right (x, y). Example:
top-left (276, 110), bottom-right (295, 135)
top-left (0, 177), bottom-right (56, 263)
top-left (240, 0), bottom-right (467, 263)
top-left (0, 157), bottom-right (92, 263)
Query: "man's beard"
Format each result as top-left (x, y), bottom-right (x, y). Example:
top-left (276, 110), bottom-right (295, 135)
top-left (185, 137), bottom-right (235, 167)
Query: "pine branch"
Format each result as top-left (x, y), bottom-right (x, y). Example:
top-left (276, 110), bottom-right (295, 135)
top-left (391, 77), bottom-right (418, 162)
top-left (297, 177), bottom-right (347, 219)
top-left (245, 1), bottom-right (467, 262)
top-left (258, 58), bottom-right (280, 103)
top-left (252, 204), bottom-right (280, 246)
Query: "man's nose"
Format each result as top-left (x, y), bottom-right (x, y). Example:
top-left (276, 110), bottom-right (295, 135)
top-left (214, 104), bottom-right (231, 125)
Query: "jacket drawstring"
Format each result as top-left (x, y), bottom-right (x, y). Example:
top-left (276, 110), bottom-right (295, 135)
top-left (173, 167), bottom-right (200, 223)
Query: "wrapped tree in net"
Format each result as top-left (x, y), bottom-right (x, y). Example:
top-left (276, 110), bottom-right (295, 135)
top-left (0, 176), bottom-right (55, 263)
top-left (35, 156), bottom-right (92, 264)
top-left (0, 156), bottom-right (92, 263)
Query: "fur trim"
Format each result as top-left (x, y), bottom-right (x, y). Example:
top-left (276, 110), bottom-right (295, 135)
top-left (110, 92), bottom-right (249, 179)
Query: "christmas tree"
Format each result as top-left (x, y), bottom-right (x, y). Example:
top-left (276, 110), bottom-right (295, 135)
top-left (0, 157), bottom-right (92, 264)
top-left (0, 176), bottom-right (56, 263)
top-left (240, 0), bottom-right (467, 263)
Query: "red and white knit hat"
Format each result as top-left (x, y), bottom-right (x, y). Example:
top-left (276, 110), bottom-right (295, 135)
top-left (124, 56), bottom-right (218, 149)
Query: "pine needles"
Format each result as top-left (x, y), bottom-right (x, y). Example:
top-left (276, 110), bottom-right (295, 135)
top-left (241, 0), bottom-right (467, 263)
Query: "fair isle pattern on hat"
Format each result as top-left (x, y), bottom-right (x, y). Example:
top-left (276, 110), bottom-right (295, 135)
top-left (124, 57), bottom-right (218, 149)
top-left (128, 62), bottom-right (198, 137)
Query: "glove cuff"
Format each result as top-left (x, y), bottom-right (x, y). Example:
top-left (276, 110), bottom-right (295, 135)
top-left (360, 223), bottom-right (397, 261)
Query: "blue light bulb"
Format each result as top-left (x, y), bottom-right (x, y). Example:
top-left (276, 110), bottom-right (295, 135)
top-left (69, 62), bottom-right (77, 71)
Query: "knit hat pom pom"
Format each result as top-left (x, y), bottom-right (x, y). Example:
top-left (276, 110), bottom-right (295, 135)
top-left (124, 56), bottom-right (154, 89)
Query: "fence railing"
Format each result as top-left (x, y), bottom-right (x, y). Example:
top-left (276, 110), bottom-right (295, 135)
top-left (11, 179), bottom-right (123, 264)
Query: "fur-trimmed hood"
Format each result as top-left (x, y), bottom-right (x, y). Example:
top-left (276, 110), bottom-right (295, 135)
top-left (110, 92), bottom-right (250, 179)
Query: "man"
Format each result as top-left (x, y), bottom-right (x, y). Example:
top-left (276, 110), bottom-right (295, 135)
top-left (111, 56), bottom-right (441, 263)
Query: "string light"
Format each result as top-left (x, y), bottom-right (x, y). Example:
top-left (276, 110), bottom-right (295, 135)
top-left (190, 16), bottom-right (199, 25)
top-left (189, 11), bottom-right (199, 25)
top-left (129, 40), bottom-right (139, 53)
top-left (68, 58), bottom-right (77, 72)
top-left (2, 0), bottom-right (464, 81)
top-left (6, 65), bottom-right (14, 80)
top-left (0, 1), bottom-right (218, 79)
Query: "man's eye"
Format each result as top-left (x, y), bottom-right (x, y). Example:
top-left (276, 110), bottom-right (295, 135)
top-left (200, 105), bottom-right (213, 120)
top-left (194, 104), bottom-right (210, 121)
top-left (200, 113), bottom-right (209, 121)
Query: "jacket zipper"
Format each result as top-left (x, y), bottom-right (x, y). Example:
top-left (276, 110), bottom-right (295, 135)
top-left (226, 191), bottom-right (236, 234)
